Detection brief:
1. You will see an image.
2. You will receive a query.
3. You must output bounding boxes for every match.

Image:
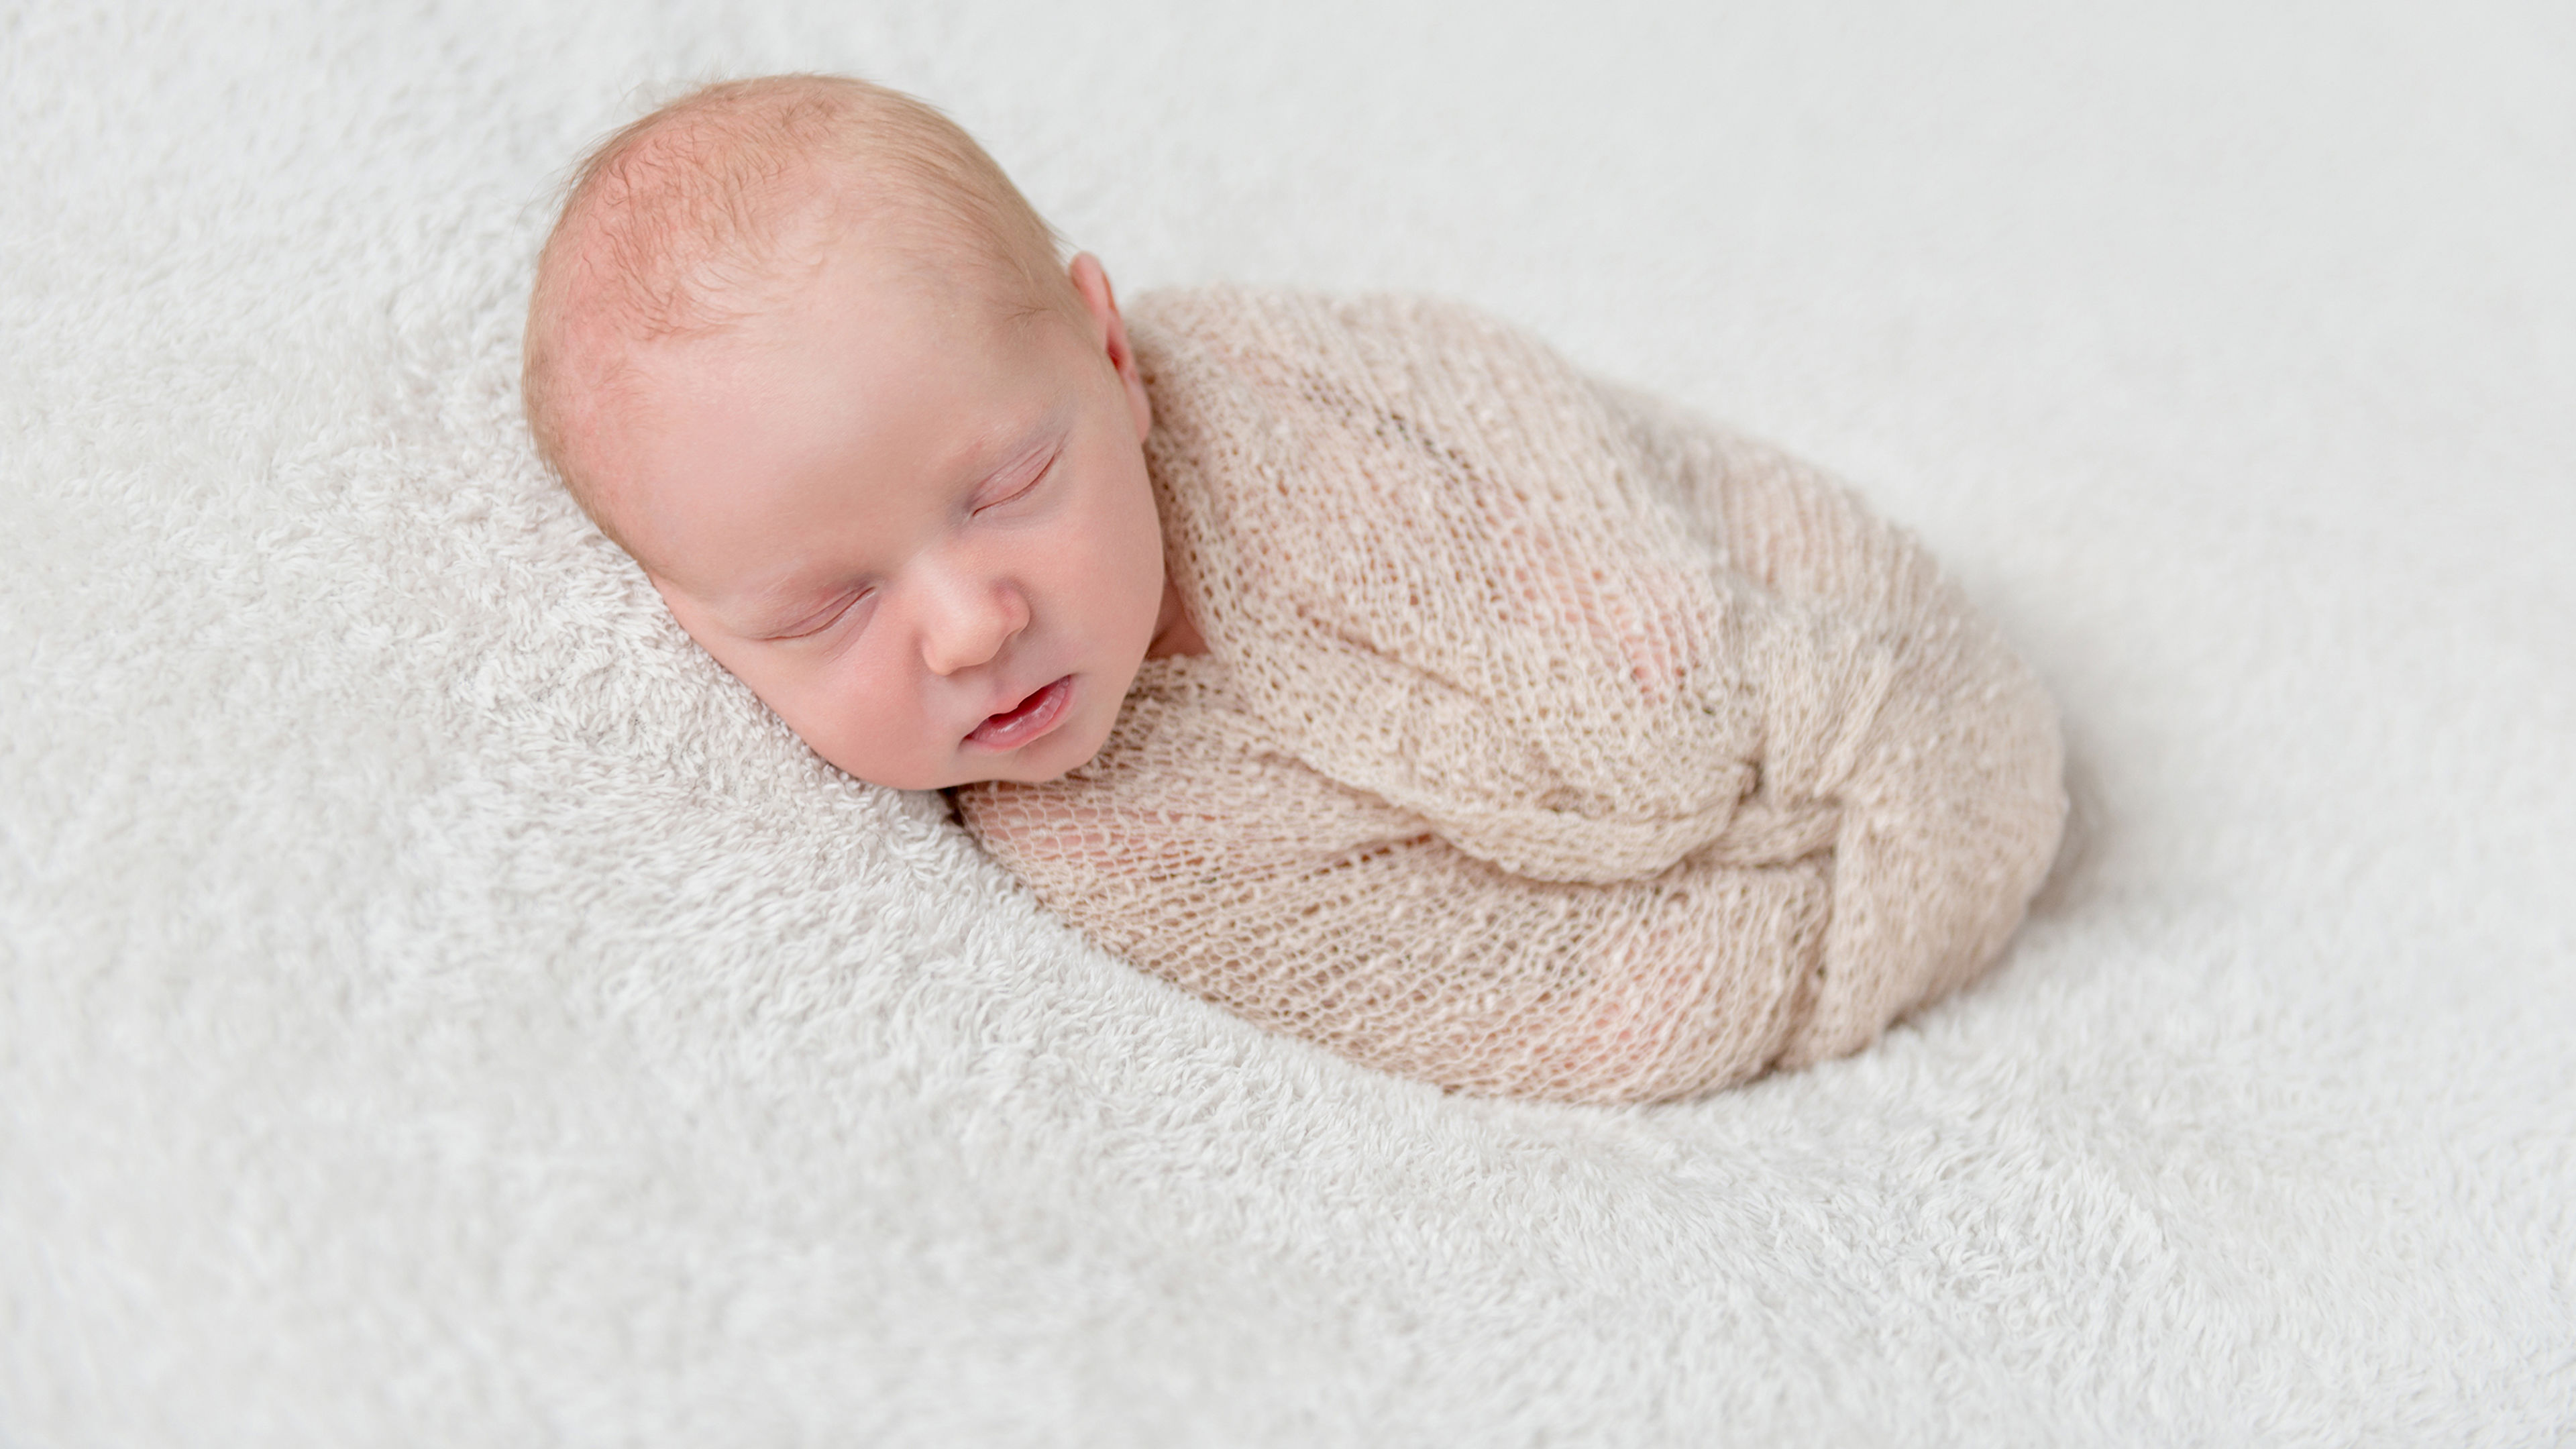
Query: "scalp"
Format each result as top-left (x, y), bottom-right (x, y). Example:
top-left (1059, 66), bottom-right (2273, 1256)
top-left (522, 74), bottom-right (1072, 542)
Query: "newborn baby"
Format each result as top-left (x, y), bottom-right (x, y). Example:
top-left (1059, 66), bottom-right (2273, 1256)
top-left (523, 74), bottom-right (2068, 1104)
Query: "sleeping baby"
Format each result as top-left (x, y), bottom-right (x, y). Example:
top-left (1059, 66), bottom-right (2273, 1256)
top-left (521, 74), bottom-right (2068, 1104)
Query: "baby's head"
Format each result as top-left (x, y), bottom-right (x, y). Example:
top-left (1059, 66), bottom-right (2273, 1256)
top-left (524, 75), bottom-right (1185, 790)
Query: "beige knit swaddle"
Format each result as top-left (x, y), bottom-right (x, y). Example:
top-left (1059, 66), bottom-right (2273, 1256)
top-left (956, 289), bottom-right (2065, 1104)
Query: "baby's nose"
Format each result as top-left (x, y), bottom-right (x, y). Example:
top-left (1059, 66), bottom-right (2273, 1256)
top-left (918, 574), bottom-right (1030, 676)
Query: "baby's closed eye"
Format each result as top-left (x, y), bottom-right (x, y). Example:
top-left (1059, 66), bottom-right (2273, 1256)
top-left (970, 442), bottom-right (1061, 517)
top-left (768, 588), bottom-right (875, 641)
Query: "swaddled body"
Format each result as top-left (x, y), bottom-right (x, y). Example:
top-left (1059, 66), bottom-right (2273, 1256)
top-left (957, 288), bottom-right (2067, 1104)
top-left (523, 76), bottom-right (2065, 1107)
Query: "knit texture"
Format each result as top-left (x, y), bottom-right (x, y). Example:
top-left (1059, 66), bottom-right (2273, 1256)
top-left (957, 289), bottom-right (2067, 1103)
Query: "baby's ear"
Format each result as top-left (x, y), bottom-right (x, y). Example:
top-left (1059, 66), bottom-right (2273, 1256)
top-left (1068, 253), bottom-right (1152, 441)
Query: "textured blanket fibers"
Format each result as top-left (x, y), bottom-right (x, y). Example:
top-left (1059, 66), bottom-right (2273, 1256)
top-left (4, 1), bottom-right (2572, 1444)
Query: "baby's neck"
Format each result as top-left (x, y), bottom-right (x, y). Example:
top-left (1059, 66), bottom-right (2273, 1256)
top-left (1144, 574), bottom-right (1205, 658)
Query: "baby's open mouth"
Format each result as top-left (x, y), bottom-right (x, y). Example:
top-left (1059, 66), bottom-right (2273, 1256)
top-left (965, 676), bottom-right (1073, 750)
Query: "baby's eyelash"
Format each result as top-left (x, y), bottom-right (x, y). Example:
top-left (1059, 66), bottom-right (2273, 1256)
top-left (974, 448), bottom-right (1059, 513)
top-left (775, 591), bottom-right (870, 640)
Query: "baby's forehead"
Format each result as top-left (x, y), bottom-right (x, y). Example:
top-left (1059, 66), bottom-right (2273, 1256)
top-left (606, 304), bottom-right (1079, 596)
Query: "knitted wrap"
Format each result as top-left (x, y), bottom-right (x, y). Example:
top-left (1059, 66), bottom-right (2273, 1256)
top-left (955, 289), bottom-right (2065, 1104)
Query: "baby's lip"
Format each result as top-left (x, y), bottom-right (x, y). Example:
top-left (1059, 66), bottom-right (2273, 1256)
top-left (963, 676), bottom-right (1073, 751)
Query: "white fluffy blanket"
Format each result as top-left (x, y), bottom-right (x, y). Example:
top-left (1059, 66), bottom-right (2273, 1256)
top-left (6, 1), bottom-right (2571, 1443)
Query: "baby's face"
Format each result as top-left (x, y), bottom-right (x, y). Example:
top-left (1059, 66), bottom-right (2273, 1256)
top-left (605, 251), bottom-right (1173, 790)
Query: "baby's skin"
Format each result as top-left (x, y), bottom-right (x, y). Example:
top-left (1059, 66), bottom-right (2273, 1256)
top-left (525, 75), bottom-right (1208, 794)
top-left (600, 247), bottom-right (1202, 789)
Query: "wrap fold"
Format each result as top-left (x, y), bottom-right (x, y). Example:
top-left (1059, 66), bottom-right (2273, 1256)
top-left (957, 289), bottom-right (2065, 1102)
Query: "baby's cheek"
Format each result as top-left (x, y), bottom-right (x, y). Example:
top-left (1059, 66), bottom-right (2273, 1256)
top-left (774, 665), bottom-right (908, 787)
